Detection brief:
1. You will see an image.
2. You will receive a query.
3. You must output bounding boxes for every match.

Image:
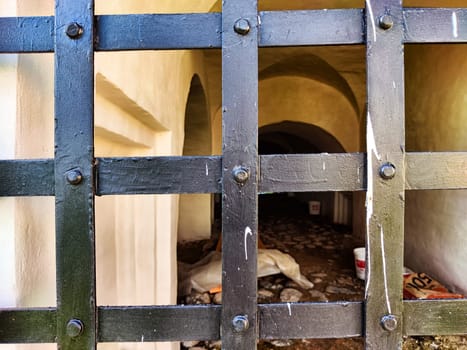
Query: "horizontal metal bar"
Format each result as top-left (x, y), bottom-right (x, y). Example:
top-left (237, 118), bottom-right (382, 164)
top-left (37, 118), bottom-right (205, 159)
top-left (259, 9), bottom-right (364, 46)
top-left (2, 9), bottom-right (467, 53)
top-left (406, 152), bottom-right (467, 190)
top-left (404, 8), bottom-right (467, 43)
top-left (259, 302), bottom-right (362, 339)
top-left (0, 308), bottom-right (57, 343)
top-left (3, 152), bottom-right (467, 197)
top-left (96, 156), bottom-right (222, 195)
top-left (0, 16), bottom-right (54, 53)
top-left (2, 300), bottom-right (466, 343)
top-left (259, 153), bottom-right (366, 193)
top-left (96, 13), bottom-right (222, 51)
top-left (403, 299), bottom-right (467, 336)
top-left (0, 159), bottom-right (55, 196)
top-left (98, 305), bottom-right (221, 342)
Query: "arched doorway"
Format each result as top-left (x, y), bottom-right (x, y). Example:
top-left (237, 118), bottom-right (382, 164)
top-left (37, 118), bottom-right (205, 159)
top-left (178, 75), bottom-right (212, 242)
top-left (259, 121), bottom-right (352, 226)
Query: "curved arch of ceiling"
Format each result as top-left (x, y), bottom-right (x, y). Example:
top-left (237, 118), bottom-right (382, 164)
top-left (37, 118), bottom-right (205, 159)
top-left (259, 76), bottom-right (360, 152)
top-left (259, 121), bottom-right (346, 154)
top-left (183, 74), bottom-right (211, 156)
top-left (259, 54), bottom-right (360, 118)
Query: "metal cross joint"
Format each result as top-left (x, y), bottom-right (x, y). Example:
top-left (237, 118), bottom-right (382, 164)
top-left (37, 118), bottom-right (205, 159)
top-left (379, 14), bottom-right (394, 30)
top-left (65, 169), bottom-right (83, 185)
top-left (379, 162), bottom-right (396, 180)
top-left (232, 315), bottom-right (249, 332)
top-left (66, 22), bottom-right (84, 39)
top-left (233, 18), bottom-right (251, 35)
top-left (66, 319), bottom-right (84, 338)
top-left (380, 314), bottom-right (398, 332)
top-left (232, 166), bottom-right (250, 184)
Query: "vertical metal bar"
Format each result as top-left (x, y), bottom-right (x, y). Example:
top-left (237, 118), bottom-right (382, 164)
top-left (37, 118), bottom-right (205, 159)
top-left (54, 1), bottom-right (96, 350)
top-left (365, 0), bottom-right (405, 349)
top-left (221, 1), bottom-right (259, 349)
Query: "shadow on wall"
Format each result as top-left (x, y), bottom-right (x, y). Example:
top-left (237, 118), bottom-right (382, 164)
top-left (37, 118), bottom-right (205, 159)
top-left (178, 75), bottom-right (213, 242)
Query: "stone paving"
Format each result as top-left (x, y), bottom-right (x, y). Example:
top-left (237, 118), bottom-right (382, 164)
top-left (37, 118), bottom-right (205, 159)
top-left (178, 204), bottom-right (466, 350)
top-left (178, 211), bottom-right (366, 350)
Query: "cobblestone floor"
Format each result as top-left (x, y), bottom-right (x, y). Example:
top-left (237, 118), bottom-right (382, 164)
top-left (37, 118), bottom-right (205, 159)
top-left (177, 197), bottom-right (466, 350)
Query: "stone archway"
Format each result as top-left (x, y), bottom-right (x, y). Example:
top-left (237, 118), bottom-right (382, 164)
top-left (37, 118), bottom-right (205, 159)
top-left (178, 75), bottom-right (213, 242)
top-left (259, 121), bottom-right (352, 225)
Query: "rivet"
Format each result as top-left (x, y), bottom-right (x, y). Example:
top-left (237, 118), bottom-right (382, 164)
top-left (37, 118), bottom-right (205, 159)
top-left (232, 166), bottom-right (249, 184)
top-left (66, 319), bottom-right (84, 338)
top-left (379, 15), bottom-right (394, 30)
top-left (379, 163), bottom-right (396, 180)
top-left (381, 314), bottom-right (398, 332)
top-left (66, 22), bottom-right (83, 39)
top-left (233, 18), bottom-right (250, 35)
top-left (232, 315), bottom-right (249, 332)
top-left (66, 169), bottom-right (83, 185)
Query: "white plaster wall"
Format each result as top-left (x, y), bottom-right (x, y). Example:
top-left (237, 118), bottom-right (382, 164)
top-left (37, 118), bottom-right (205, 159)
top-left (405, 44), bottom-right (467, 294)
top-left (0, 52), bottom-right (18, 308)
top-left (4, 4), bottom-right (214, 350)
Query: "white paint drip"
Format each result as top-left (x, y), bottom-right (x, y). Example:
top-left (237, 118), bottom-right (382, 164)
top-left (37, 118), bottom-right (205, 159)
top-left (392, 81), bottom-right (396, 89)
top-left (365, 226), bottom-right (371, 298)
top-left (380, 225), bottom-right (392, 314)
top-left (322, 162), bottom-right (326, 171)
top-left (287, 302), bottom-right (292, 316)
top-left (364, 112), bottom-right (379, 297)
top-left (366, 0), bottom-right (377, 42)
top-left (367, 113), bottom-right (381, 161)
top-left (205, 163), bottom-right (209, 176)
top-left (244, 226), bottom-right (253, 260)
top-left (452, 12), bottom-right (459, 38)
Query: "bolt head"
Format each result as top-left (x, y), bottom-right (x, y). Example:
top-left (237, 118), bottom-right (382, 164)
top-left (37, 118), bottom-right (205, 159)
top-left (66, 169), bottom-right (83, 185)
top-left (381, 314), bottom-right (398, 332)
top-left (66, 319), bottom-right (84, 338)
top-left (379, 163), bottom-right (396, 180)
top-left (232, 315), bottom-right (249, 332)
top-left (232, 166), bottom-right (249, 184)
top-left (233, 18), bottom-right (250, 35)
top-left (66, 22), bottom-right (83, 39)
top-left (379, 15), bottom-right (394, 30)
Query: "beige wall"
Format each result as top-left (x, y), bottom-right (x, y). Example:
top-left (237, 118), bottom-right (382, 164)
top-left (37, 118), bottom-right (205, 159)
top-left (2, 5), bottom-right (467, 350)
top-left (405, 44), bottom-right (467, 294)
top-left (2, 3), bottom-right (216, 350)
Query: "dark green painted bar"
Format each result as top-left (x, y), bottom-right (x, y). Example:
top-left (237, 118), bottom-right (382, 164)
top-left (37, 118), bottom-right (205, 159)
top-left (97, 305), bottom-right (221, 342)
top-left (0, 308), bottom-right (56, 343)
top-left (0, 159), bottom-right (54, 196)
top-left (404, 299), bottom-right (467, 336)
